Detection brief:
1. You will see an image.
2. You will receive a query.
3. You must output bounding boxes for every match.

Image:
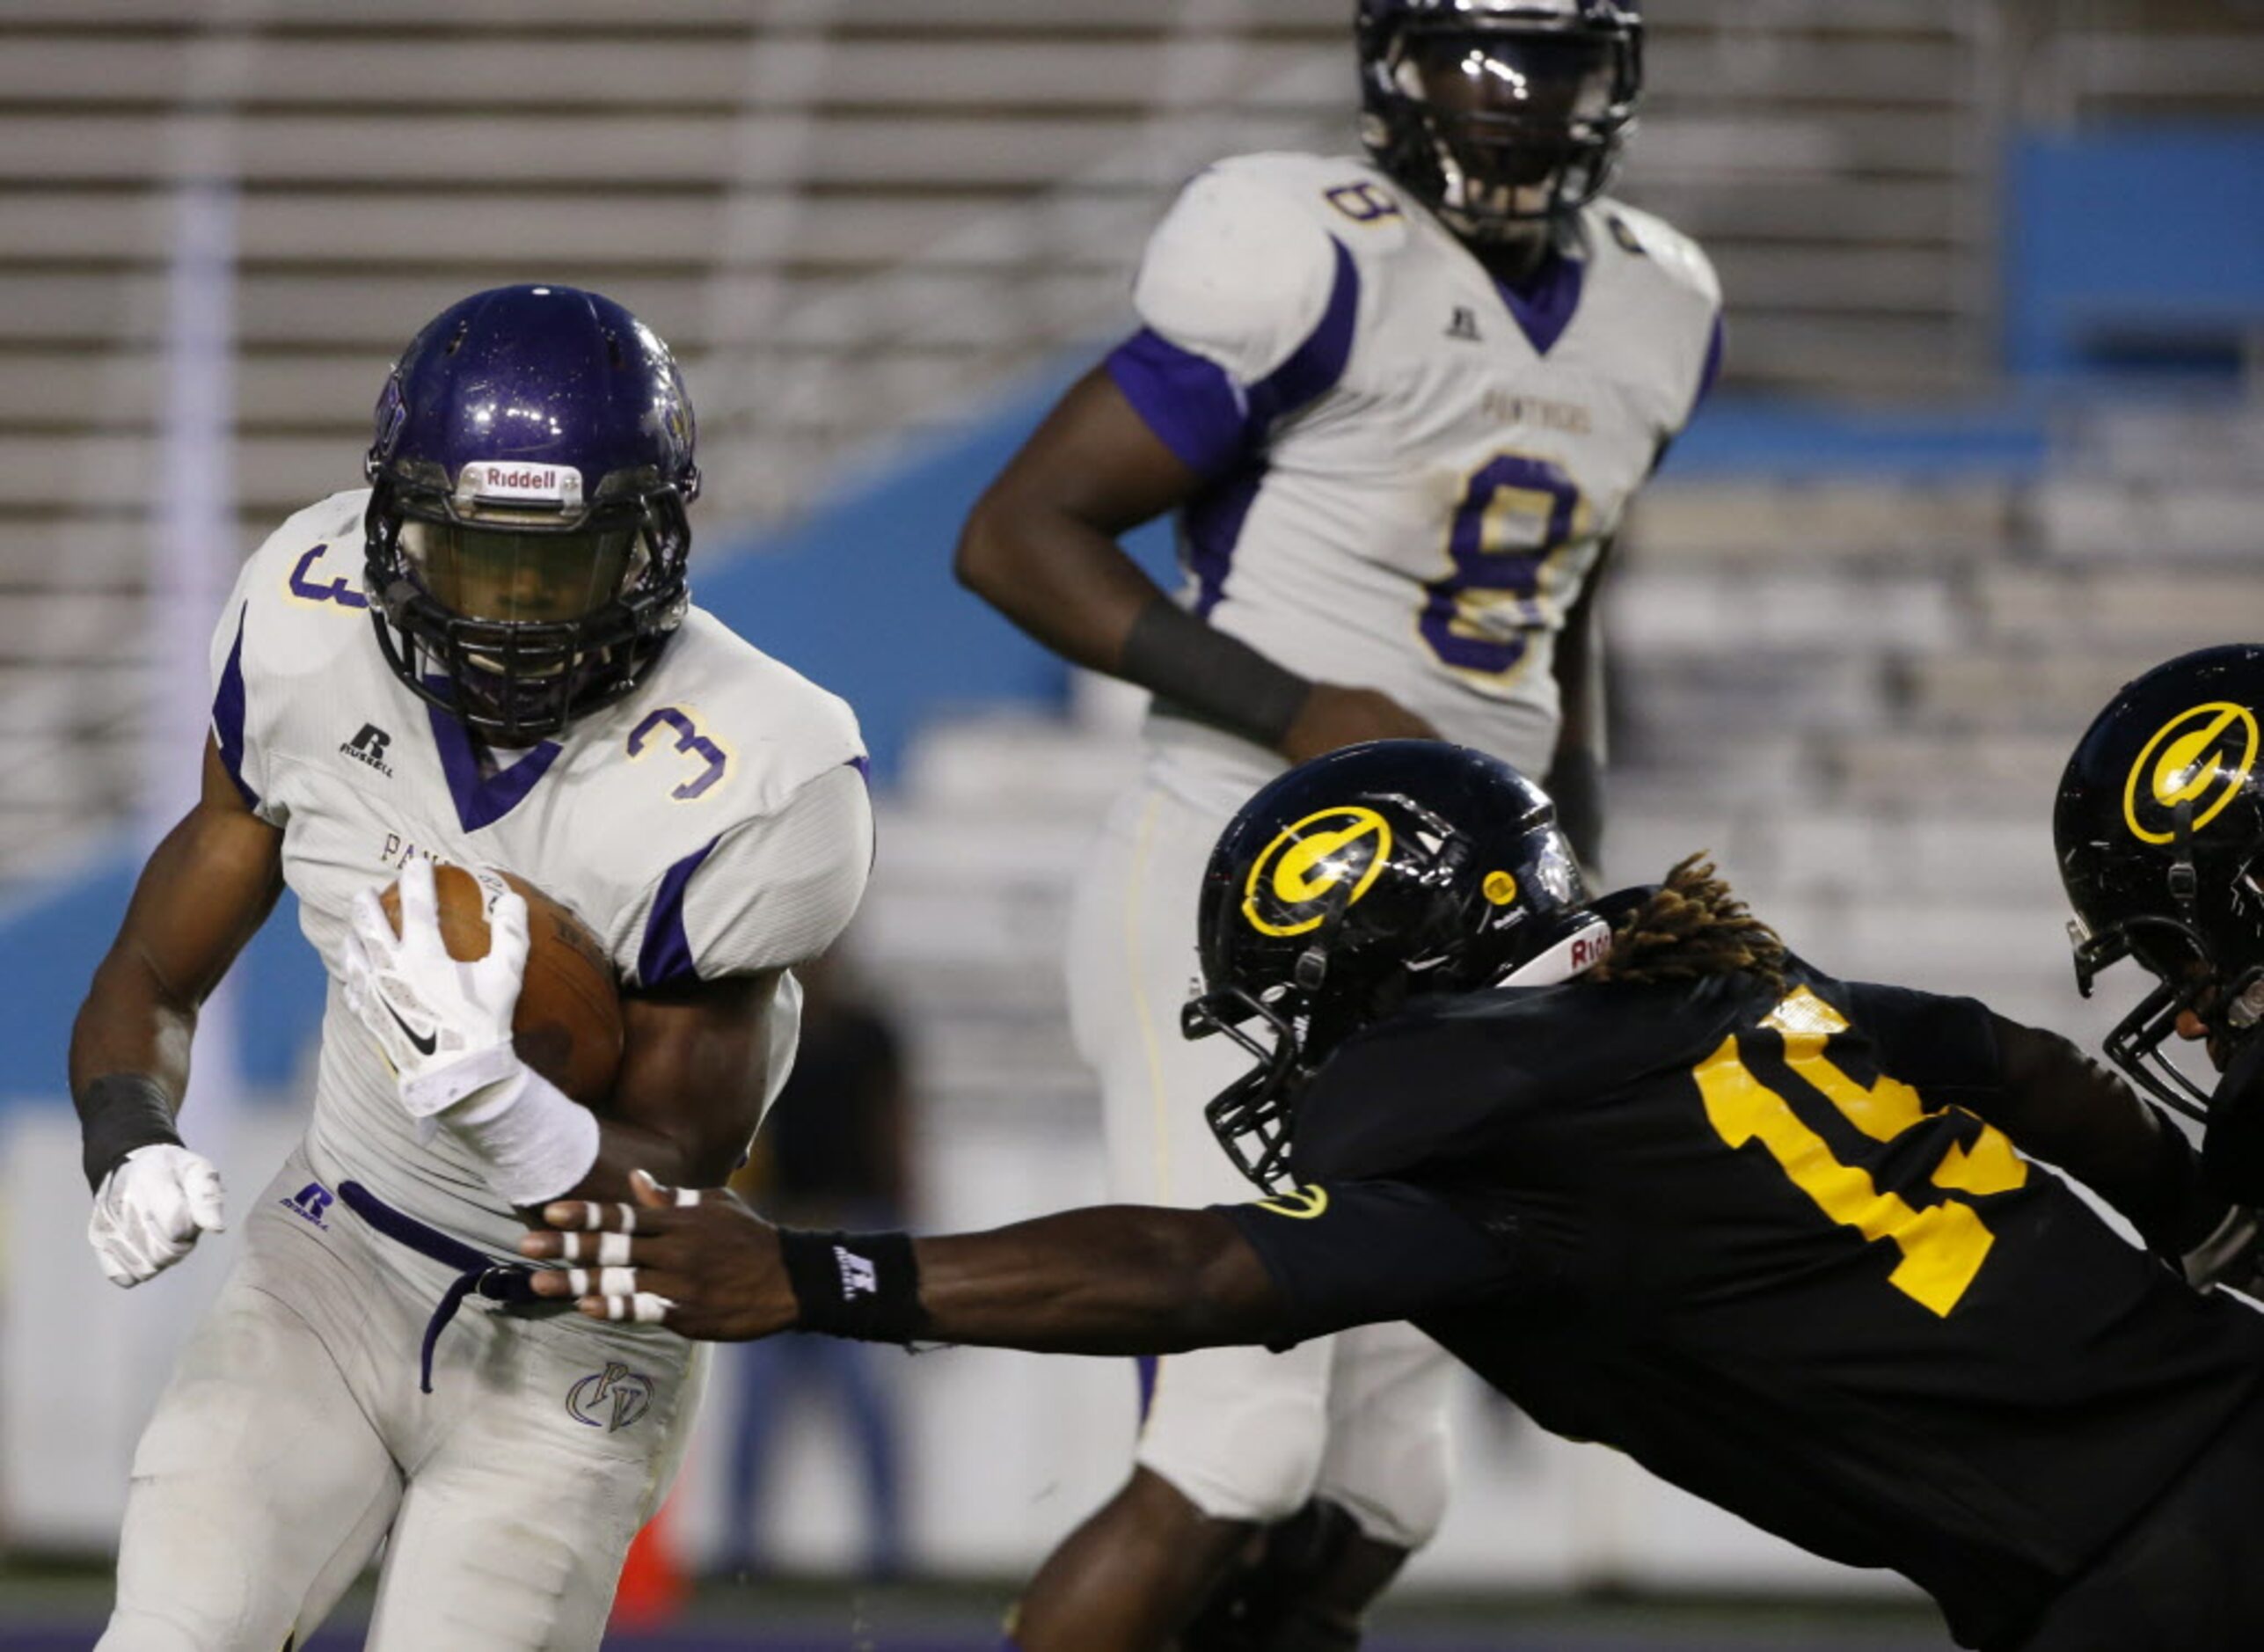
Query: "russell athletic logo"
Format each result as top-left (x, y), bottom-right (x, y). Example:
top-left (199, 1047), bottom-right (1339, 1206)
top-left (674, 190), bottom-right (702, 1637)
top-left (2123, 702), bottom-right (2260, 845)
top-left (340, 723), bottom-right (394, 778)
top-left (1243, 807), bottom-right (1394, 938)
top-left (280, 1182), bottom-right (333, 1230)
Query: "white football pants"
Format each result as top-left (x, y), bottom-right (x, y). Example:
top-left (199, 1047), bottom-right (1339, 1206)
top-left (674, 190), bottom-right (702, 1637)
top-left (99, 1150), bottom-right (707, 1651)
top-left (1066, 782), bottom-right (1456, 1548)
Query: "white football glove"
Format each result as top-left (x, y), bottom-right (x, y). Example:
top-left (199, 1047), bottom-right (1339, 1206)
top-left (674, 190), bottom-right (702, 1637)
top-left (342, 855), bottom-right (529, 1121)
top-left (88, 1144), bottom-right (226, 1288)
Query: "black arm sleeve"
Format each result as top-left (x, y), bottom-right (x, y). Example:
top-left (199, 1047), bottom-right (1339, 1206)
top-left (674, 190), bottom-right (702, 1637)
top-left (2203, 1031), bottom-right (2264, 1205)
top-left (1214, 1178), bottom-right (1522, 1349)
top-left (1843, 980), bottom-right (2224, 1252)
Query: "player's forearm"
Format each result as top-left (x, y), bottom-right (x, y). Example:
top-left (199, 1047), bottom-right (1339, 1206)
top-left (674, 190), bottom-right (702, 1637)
top-left (1545, 556), bottom-right (1609, 869)
top-left (529, 971), bottom-right (784, 1210)
top-left (551, 1117), bottom-right (706, 1209)
top-left (70, 952), bottom-right (197, 1104)
top-left (954, 491), bottom-right (1165, 676)
top-left (908, 1206), bottom-right (1282, 1356)
top-left (70, 740), bottom-right (283, 1104)
top-left (1984, 1016), bottom-right (2225, 1251)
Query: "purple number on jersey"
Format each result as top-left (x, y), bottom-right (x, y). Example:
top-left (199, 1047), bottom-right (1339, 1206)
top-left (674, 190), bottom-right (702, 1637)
top-left (288, 544), bottom-right (369, 610)
top-left (1418, 454), bottom-right (1581, 678)
top-left (628, 706), bottom-right (727, 800)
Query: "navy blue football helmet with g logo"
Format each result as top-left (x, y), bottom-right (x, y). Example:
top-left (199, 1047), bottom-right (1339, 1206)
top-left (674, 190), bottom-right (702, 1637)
top-left (363, 284), bottom-right (700, 743)
top-left (1356, 0), bottom-right (1644, 241)
top-left (1187, 741), bottom-right (1608, 1189)
top-left (2056, 645), bottom-right (2264, 1119)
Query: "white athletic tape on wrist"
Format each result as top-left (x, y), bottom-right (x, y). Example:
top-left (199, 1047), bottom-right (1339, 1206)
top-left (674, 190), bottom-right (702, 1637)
top-left (442, 1067), bottom-right (601, 1208)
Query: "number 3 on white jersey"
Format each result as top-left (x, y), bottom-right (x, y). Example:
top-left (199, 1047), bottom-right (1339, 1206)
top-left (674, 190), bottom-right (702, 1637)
top-left (628, 706), bottom-right (730, 800)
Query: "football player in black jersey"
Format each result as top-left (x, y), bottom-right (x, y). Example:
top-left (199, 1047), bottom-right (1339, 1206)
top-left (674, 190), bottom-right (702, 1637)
top-left (525, 650), bottom-right (2264, 1652)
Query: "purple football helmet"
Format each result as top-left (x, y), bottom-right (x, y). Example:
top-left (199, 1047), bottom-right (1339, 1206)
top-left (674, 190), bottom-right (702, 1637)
top-left (362, 283), bottom-right (700, 743)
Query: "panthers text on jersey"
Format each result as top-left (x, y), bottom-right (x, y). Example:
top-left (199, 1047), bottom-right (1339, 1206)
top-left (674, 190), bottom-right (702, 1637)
top-left (208, 489), bottom-right (873, 1261)
top-left (1106, 151), bottom-right (1720, 813)
top-left (1219, 961), bottom-right (2264, 1648)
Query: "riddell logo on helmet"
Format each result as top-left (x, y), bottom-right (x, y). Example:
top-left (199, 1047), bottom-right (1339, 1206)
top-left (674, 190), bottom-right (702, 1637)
top-left (1568, 931), bottom-right (1610, 972)
top-left (463, 462), bottom-right (582, 505)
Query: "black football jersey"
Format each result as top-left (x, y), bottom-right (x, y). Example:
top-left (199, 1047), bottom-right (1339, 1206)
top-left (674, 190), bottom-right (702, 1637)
top-left (1220, 960), bottom-right (2264, 1649)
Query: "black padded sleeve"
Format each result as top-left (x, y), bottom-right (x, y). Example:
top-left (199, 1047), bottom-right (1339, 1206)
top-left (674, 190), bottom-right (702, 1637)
top-left (1216, 1177), bottom-right (1522, 1349)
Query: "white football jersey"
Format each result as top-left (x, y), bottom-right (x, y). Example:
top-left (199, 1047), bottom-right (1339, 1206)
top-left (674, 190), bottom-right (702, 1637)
top-left (1106, 151), bottom-right (1721, 815)
top-left (208, 489), bottom-right (873, 1261)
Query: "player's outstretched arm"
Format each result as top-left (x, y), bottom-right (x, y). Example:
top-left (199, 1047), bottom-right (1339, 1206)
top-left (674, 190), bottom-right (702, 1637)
top-left (69, 736), bottom-right (284, 1283)
top-left (520, 1169), bottom-right (1293, 1353)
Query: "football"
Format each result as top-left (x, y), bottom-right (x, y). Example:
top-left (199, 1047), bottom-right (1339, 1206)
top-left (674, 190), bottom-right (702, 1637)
top-left (378, 862), bottom-right (624, 1107)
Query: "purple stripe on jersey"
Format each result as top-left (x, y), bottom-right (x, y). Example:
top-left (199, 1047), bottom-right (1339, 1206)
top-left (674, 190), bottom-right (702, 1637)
top-left (1184, 464), bottom-right (1266, 619)
top-left (424, 691), bottom-right (563, 833)
top-left (1136, 1354), bottom-right (1159, 1422)
top-left (1249, 235), bottom-right (1361, 423)
top-left (211, 601), bottom-right (259, 809)
top-left (1494, 248), bottom-right (1586, 357)
top-left (1106, 329), bottom-right (1250, 479)
top-left (1106, 235), bottom-right (1362, 483)
top-left (848, 754), bottom-right (871, 781)
top-left (1695, 311), bottom-right (1727, 411)
top-left (638, 834), bottom-right (720, 990)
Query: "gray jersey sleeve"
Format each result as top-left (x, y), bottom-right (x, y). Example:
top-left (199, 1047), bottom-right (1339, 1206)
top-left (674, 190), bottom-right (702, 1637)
top-left (624, 761), bottom-right (873, 989)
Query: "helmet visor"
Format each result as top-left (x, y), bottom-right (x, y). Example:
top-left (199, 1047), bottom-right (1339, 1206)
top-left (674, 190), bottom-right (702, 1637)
top-left (401, 518), bottom-right (645, 627)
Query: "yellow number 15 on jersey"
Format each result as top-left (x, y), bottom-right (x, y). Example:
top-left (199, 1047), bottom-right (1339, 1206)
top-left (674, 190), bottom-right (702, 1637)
top-left (1696, 988), bottom-right (2029, 1318)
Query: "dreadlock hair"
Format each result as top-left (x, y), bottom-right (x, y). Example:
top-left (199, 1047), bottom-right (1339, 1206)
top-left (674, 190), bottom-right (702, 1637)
top-left (1584, 852), bottom-right (1787, 993)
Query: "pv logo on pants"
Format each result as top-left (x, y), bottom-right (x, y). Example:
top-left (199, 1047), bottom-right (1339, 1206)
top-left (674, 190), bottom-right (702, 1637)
top-left (567, 1363), bottom-right (654, 1432)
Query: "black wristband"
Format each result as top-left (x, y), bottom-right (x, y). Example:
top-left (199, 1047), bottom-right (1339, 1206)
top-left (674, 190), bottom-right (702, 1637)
top-left (1121, 596), bottom-right (1312, 750)
top-left (778, 1227), bottom-right (924, 1344)
top-left (74, 1072), bottom-right (182, 1194)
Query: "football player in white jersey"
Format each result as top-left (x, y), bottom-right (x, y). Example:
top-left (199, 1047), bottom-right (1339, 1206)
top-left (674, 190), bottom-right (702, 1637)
top-left (953, 4), bottom-right (1717, 1647)
top-left (68, 284), bottom-right (873, 1650)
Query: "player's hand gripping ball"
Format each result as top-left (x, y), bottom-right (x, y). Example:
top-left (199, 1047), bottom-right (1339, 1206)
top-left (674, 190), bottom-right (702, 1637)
top-left (344, 858), bottom-right (623, 1119)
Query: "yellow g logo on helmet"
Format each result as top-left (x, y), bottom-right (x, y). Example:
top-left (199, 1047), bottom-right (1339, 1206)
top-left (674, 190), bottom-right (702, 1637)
top-left (2122, 702), bottom-right (2260, 845)
top-left (1243, 808), bottom-right (1393, 939)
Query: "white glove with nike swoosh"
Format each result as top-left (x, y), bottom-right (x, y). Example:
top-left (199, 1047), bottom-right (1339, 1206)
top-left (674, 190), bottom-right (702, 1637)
top-left (341, 855), bottom-right (529, 1122)
top-left (88, 1144), bottom-right (226, 1288)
